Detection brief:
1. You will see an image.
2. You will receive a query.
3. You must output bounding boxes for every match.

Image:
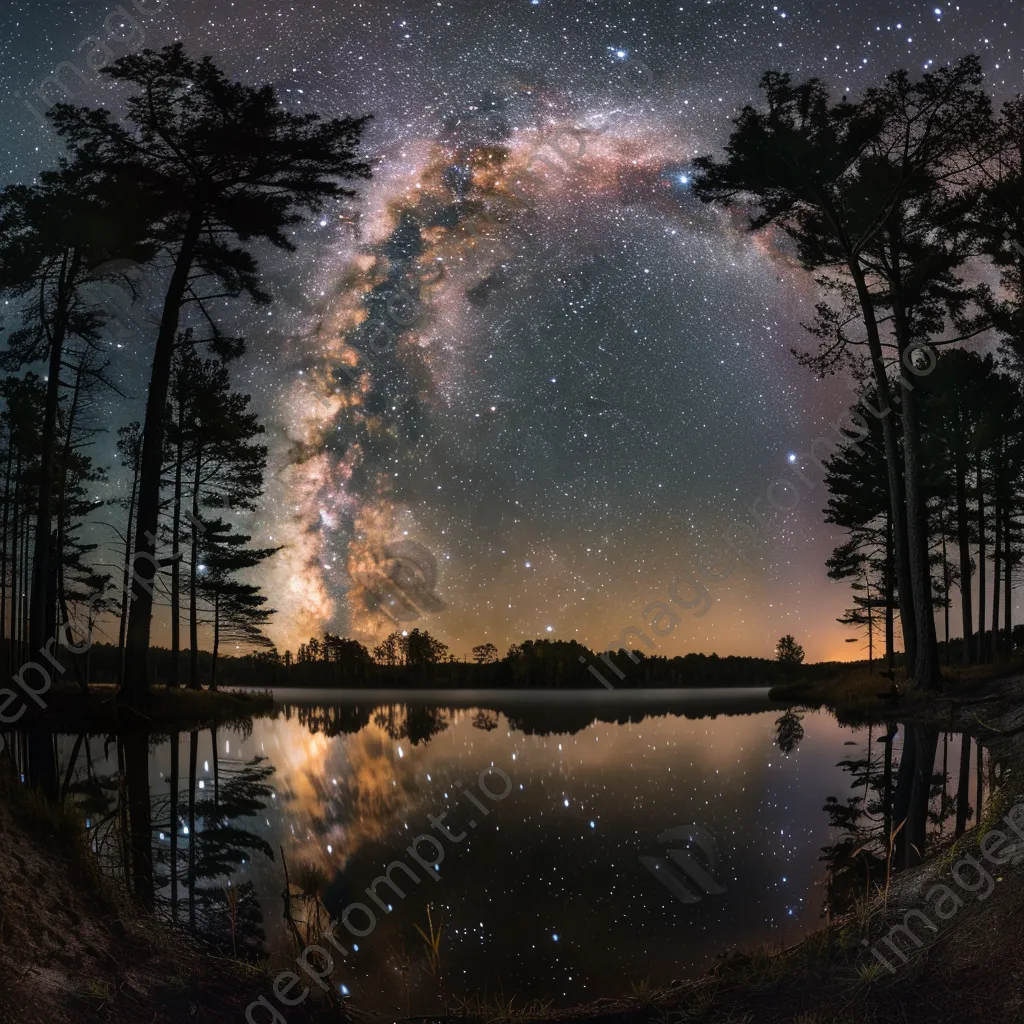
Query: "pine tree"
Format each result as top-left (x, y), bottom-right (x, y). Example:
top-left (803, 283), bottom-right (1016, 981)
top-left (174, 352), bottom-right (270, 689)
top-left (694, 58), bottom-right (995, 691)
top-left (198, 519), bottom-right (279, 689)
top-left (49, 44), bottom-right (370, 706)
top-left (0, 157), bottom-right (154, 669)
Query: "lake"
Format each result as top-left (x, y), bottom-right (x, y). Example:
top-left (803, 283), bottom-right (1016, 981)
top-left (60, 688), bottom-right (993, 1014)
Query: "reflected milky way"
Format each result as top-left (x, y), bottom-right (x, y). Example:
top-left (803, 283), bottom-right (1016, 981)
top-left (64, 693), bottom-right (993, 1010)
top-left (81, 695), bottom-right (901, 1007)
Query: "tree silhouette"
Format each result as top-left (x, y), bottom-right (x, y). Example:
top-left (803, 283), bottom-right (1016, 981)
top-left (0, 157), bottom-right (154, 668)
top-left (823, 386), bottom-right (899, 671)
top-left (775, 634), bottom-right (805, 664)
top-left (774, 709), bottom-right (805, 753)
top-left (197, 520), bottom-right (279, 689)
top-left (49, 43), bottom-right (371, 705)
top-left (472, 642), bottom-right (499, 664)
top-left (694, 58), bottom-right (995, 690)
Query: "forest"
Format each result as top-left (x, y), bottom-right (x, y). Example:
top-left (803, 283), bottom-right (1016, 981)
top-left (0, 44), bottom-right (370, 728)
top-left (689, 56), bottom-right (1024, 873)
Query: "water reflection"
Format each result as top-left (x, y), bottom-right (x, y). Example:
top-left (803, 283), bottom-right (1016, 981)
top-left (12, 691), bottom-right (996, 1014)
top-left (819, 727), bottom-right (996, 919)
top-left (54, 725), bottom-right (277, 958)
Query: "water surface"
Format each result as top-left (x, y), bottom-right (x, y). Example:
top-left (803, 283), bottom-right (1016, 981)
top-left (63, 688), bottom-right (992, 1013)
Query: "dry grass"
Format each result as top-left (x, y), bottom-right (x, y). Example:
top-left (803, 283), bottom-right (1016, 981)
top-left (452, 990), bottom-right (555, 1023)
top-left (768, 659), bottom-right (1024, 721)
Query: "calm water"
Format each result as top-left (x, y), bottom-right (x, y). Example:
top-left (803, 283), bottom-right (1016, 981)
top-left (60, 689), bottom-right (992, 1014)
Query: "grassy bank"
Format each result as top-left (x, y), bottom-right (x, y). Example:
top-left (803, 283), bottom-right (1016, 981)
top-left (767, 660), bottom-right (1022, 721)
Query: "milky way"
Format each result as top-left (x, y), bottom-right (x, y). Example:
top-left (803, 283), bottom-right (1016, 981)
top-left (1, 0), bottom-right (1021, 660)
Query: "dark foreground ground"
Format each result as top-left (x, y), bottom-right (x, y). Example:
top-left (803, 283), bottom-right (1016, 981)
top-left (2, 677), bottom-right (1024, 1023)
top-left (0, 766), bottom-right (362, 1024)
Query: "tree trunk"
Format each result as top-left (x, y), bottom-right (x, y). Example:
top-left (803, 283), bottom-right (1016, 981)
top-left (849, 265), bottom-right (917, 673)
top-left (189, 450), bottom-right (201, 690)
top-left (170, 732), bottom-right (179, 925)
top-left (903, 725), bottom-right (938, 868)
top-left (9, 458), bottom-right (20, 674)
top-left (210, 592), bottom-right (220, 691)
top-left (123, 730), bottom-right (154, 910)
top-left (26, 727), bottom-right (58, 800)
top-left (976, 741), bottom-right (984, 827)
top-left (21, 505), bottom-right (30, 665)
top-left (955, 733), bottom-right (971, 837)
top-left (117, 741), bottom-right (131, 889)
top-left (892, 724), bottom-right (915, 864)
top-left (956, 452), bottom-right (973, 665)
top-left (188, 729), bottom-right (198, 934)
top-left (170, 410), bottom-right (185, 688)
top-left (940, 732), bottom-right (949, 834)
top-left (28, 256), bottom-right (77, 665)
top-left (866, 575), bottom-right (874, 669)
top-left (886, 513), bottom-right (896, 673)
top-left (116, 453), bottom-right (141, 689)
top-left (1005, 504), bottom-right (1013, 652)
top-left (882, 726), bottom-right (895, 842)
top-left (992, 486), bottom-right (1002, 660)
top-left (940, 510), bottom-right (950, 667)
top-left (61, 733), bottom-right (85, 802)
top-left (54, 367), bottom-right (86, 694)
top-left (899, 370), bottom-right (940, 689)
top-left (0, 433), bottom-right (12, 669)
top-left (121, 205), bottom-right (205, 707)
top-left (977, 451), bottom-right (986, 664)
top-left (212, 725), bottom-right (219, 806)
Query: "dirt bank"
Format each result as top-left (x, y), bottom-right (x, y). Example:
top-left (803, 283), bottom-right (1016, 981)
top-left (0, 767), bottom-right (350, 1024)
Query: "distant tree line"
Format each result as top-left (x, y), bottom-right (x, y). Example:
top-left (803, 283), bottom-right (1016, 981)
top-left (184, 632), bottom-right (842, 690)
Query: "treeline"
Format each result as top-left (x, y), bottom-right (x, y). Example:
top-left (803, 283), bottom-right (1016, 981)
top-left (693, 57), bottom-right (1024, 871)
top-left (197, 632), bottom-right (841, 690)
top-left (288, 696), bottom-right (802, 744)
top-left (825, 352), bottom-right (1024, 672)
top-left (694, 57), bottom-right (1024, 698)
top-left (0, 44), bottom-right (371, 722)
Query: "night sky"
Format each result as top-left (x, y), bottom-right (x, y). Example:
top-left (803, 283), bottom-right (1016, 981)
top-left (0, 0), bottom-right (1020, 662)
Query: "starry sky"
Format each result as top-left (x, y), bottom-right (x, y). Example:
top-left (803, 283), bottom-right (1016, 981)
top-left (1, 0), bottom-right (1021, 662)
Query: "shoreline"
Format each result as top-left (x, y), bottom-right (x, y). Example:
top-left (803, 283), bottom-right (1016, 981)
top-left (0, 684), bottom-right (275, 739)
